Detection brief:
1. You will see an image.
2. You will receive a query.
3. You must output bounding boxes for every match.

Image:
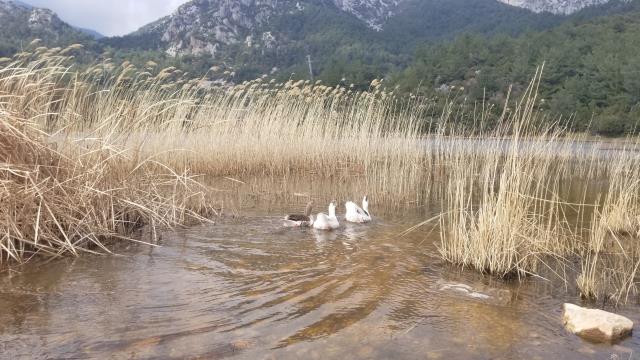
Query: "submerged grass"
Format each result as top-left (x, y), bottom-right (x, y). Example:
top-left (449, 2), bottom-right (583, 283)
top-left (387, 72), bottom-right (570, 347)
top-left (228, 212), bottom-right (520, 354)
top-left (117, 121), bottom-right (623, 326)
top-left (1, 46), bottom-right (640, 304)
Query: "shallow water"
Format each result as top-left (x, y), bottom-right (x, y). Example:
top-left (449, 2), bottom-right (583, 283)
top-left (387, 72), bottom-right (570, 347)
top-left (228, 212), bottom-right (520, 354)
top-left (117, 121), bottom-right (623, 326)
top-left (1, 203), bottom-right (639, 359)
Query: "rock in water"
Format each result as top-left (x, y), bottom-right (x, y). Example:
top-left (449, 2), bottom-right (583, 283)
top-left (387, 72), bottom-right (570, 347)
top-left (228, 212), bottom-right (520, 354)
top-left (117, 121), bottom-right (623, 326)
top-left (562, 303), bottom-right (633, 342)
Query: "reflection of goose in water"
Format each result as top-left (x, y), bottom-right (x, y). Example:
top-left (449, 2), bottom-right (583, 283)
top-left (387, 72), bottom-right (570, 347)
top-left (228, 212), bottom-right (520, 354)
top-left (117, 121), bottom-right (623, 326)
top-left (345, 196), bottom-right (372, 223)
top-left (313, 228), bottom-right (339, 243)
top-left (342, 221), bottom-right (369, 242)
top-left (343, 224), bottom-right (359, 242)
top-left (283, 201), bottom-right (314, 227)
top-left (313, 201), bottom-right (340, 230)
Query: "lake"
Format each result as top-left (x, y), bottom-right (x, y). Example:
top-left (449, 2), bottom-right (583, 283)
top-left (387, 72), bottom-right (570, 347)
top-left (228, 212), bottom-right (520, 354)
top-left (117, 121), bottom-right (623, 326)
top-left (1, 199), bottom-right (638, 359)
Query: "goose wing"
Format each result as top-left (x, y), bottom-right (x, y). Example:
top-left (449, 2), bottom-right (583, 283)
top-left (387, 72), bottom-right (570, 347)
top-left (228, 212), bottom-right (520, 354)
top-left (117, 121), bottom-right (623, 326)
top-left (350, 203), bottom-right (367, 216)
top-left (285, 214), bottom-right (311, 222)
top-left (346, 201), bottom-right (369, 222)
top-left (345, 201), bottom-right (359, 212)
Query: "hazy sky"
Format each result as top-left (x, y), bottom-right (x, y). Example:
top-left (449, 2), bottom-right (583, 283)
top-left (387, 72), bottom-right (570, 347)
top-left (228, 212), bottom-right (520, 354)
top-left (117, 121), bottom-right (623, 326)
top-left (21, 0), bottom-right (190, 36)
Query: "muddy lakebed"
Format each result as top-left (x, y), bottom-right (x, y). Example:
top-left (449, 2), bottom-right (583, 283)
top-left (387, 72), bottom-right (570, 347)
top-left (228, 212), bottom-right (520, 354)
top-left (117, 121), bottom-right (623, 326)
top-left (1, 201), bottom-right (640, 359)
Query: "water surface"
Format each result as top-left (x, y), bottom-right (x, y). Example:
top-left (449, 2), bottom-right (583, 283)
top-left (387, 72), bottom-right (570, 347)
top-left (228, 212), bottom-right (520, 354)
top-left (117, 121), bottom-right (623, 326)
top-left (1, 204), bottom-right (639, 359)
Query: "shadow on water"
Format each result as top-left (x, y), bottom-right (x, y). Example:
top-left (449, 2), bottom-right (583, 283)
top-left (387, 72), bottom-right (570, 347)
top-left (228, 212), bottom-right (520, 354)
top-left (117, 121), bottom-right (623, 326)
top-left (1, 177), bottom-right (640, 359)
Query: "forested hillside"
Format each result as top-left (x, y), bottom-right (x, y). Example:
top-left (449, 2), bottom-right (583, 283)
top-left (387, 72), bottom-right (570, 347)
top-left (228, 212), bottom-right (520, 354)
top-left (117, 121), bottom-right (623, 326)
top-left (0, 0), bottom-right (93, 57)
top-left (392, 8), bottom-right (640, 135)
top-left (102, 0), bottom-right (572, 83)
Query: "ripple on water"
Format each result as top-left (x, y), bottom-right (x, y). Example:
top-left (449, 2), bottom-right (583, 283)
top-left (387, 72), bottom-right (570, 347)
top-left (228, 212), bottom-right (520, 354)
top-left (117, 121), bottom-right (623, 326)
top-left (1, 210), bottom-right (639, 359)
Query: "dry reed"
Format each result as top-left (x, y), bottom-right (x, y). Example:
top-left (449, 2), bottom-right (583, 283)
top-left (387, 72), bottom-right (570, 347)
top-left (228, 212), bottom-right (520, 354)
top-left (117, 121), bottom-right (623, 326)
top-left (0, 48), bottom-right (216, 263)
top-left (2, 45), bottom-right (640, 305)
top-left (439, 69), bottom-right (583, 277)
top-left (577, 145), bottom-right (640, 303)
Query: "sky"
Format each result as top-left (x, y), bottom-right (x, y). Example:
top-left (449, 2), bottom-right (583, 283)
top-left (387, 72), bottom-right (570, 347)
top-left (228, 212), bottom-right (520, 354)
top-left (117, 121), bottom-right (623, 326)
top-left (21, 0), bottom-right (190, 36)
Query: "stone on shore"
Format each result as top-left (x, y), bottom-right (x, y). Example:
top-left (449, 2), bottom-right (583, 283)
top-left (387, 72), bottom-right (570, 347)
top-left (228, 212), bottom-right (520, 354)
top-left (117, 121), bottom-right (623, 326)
top-left (562, 303), bottom-right (633, 342)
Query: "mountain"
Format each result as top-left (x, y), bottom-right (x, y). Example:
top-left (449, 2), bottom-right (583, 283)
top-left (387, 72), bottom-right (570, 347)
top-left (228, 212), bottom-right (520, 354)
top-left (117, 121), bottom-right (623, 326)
top-left (1, 0), bottom-right (103, 39)
top-left (102, 0), bottom-right (568, 79)
top-left (1, 0), bottom-right (634, 69)
top-left (75, 27), bottom-right (103, 39)
top-left (103, 0), bottom-right (636, 83)
top-left (498, 0), bottom-right (619, 14)
top-left (110, 0), bottom-right (637, 61)
top-left (110, 0), bottom-right (382, 57)
top-left (0, 0), bottom-right (93, 56)
top-left (101, 0), bottom-right (393, 81)
top-left (334, 0), bottom-right (406, 30)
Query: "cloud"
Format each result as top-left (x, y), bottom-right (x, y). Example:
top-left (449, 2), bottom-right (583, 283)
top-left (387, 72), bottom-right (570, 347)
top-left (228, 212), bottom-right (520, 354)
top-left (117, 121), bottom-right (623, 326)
top-left (21, 0), bottom-right (189, 36)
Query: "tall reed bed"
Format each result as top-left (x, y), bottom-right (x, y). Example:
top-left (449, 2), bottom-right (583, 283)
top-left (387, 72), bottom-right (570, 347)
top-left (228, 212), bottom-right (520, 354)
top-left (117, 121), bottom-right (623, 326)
top-left (439, 71), bottom-right (581, 277)
top-left (437, 72), bottom-right (640, 300)
top-left (1, 45), bottom-right (439, 206)
top-left (577, 145), bottom-right (640, 304)
top-left (2, 46), bottom-right (640, 304)
top-left (0, 47), bottom-right (216, 263)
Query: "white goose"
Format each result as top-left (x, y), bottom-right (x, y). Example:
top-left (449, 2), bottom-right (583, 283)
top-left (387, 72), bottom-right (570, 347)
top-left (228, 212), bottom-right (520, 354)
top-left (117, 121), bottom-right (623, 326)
top-left (283, 201), bottom-right (314, 227)
top-left (345, 196), bottom-right (372, 223)
top-left (313, 201), bottom-right (340, 230)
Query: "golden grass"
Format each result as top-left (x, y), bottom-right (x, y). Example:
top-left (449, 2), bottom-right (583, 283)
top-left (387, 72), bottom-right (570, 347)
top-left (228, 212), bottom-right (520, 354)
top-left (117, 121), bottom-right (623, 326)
top-left (577, 148), bottom-right (640, 303)
top-left (2, 46), bottom-right (439, 206)
top-left (2, 46), bottom-right (640, 304)
top-left (0, 112), bottom-right (215, 263)
top-left (0, 48), bottom-right (217, 263)
top-left (439, 71), bottom-right (582, 277)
